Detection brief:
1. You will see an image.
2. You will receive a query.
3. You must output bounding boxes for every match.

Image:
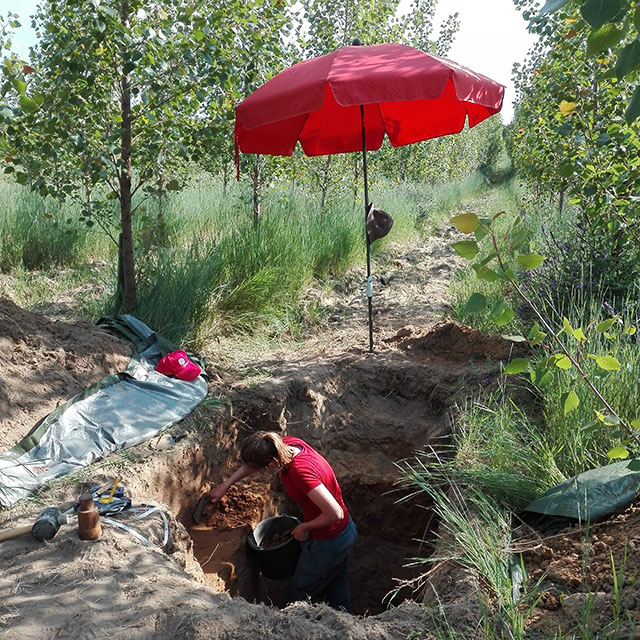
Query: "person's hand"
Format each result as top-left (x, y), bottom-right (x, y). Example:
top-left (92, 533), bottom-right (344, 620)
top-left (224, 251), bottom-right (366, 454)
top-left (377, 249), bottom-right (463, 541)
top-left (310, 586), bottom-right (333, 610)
top-left (209, 483), bottom-right (228, 505)
top-left (291, 524), bottom-right (310, 541)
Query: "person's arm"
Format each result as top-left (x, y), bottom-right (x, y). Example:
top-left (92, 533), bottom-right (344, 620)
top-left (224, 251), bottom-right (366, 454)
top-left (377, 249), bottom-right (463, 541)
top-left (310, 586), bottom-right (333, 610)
top-left (291, 483), bottom-right (344, 541)
top-left (209, 464), bottom-right (257, 504)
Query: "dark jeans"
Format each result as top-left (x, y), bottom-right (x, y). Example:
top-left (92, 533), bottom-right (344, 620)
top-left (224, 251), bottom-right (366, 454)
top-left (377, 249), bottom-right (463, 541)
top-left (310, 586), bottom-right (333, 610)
top-left (285, 518), bottom-right (357, 612)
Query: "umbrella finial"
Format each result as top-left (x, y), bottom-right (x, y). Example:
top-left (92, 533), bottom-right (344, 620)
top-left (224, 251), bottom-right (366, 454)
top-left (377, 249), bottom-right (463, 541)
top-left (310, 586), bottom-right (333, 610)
top-left (351, 38), bottom-right (362, 46)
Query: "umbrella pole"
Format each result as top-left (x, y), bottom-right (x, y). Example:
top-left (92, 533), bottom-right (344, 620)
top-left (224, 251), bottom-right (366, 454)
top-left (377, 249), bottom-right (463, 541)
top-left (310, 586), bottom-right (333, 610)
top-left (360, 105), bottom-right (374, 353)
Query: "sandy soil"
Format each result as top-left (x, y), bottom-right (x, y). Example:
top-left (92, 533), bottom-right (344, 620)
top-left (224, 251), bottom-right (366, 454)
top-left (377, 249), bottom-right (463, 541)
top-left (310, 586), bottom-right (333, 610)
top-left (1, 226), bottom-right (636, 638)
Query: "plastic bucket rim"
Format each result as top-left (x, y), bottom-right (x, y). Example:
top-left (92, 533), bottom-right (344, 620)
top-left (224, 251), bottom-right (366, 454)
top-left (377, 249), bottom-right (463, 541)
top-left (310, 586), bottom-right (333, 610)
top-left (247, 514), bottom-right (300, 551)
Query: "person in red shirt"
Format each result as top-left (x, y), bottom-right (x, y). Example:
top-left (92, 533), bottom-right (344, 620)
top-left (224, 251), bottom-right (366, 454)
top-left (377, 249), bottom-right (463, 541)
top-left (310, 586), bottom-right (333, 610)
top-left (209, 431), bottom-right (357, 611)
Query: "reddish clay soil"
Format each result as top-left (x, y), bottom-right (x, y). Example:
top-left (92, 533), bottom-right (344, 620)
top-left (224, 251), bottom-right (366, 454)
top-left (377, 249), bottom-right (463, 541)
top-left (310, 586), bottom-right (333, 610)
top-left (516, 499), bottom-right (640, 636)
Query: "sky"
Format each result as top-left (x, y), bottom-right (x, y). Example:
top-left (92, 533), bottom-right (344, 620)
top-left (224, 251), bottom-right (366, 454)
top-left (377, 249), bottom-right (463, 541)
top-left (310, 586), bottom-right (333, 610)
top-left (4, 0), bottom-right (537, 122)
top-left (428, 0), bottom-right (538, 122)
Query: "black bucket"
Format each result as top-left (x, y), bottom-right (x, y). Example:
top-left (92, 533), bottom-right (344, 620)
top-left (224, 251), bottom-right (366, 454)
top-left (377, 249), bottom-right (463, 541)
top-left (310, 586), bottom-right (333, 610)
top-left (247, 515), bottom-right (301, 580)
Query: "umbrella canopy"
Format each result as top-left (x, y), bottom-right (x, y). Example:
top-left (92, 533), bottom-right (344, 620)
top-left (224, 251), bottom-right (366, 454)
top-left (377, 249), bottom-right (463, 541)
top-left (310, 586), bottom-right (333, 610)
top-left (234, 43), bottom-right (504, 352)
top-left (234, 43), bottom-right (504, 157)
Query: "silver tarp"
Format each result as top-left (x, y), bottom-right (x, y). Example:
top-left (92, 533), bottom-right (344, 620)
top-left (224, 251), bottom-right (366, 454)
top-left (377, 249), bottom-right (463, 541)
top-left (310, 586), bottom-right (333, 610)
top-left (0, 318), bottom-right (207, 507)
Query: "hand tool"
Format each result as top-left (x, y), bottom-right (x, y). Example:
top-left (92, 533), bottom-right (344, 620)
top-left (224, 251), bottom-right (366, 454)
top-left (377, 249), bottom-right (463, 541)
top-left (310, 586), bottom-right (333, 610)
top-left (98, 476), bottom-right (122, 504)
top-left (192, 493), bottom-right (210, 524)
top-left (0, 506), bottom-right (71, 543)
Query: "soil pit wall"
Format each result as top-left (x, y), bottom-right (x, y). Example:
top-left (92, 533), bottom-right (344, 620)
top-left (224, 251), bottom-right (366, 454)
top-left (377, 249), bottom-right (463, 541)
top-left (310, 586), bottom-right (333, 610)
top-left (171, 339), bottom-right (501, 616)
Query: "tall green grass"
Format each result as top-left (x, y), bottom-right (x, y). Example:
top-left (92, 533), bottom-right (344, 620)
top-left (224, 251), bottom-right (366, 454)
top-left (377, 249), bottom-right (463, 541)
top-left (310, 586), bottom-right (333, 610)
top-left (0, 181), bottom-right (101, 272)
top-left (449, 180), bottom-right (640, 478)
top-left (132, 191), bottom-right (365, 345)
top-left (0, 169), bottom-right (492, 343)
top-left (128, 172), bottom-right (493, 345)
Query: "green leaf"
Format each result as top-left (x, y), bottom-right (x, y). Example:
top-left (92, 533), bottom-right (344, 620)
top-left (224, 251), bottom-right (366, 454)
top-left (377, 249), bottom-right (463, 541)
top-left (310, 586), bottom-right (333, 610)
top-left (18, 96), bottom-right (39, 113)
top-left (561, 390), bottom-right (580, 415)
top-left (463, 293), bottom-right (487, 314)
top-left (452, 240), bottom-right (479, 260)
top-left (627, 458), bottom-right (640, 471)
top-left (517, 254), bottom-right (546, 270)
top-left (595, 355), bottom-right (621, 370)
top-left (536, 0), bottom-right (572, 18)
top-left (607, 446), bottom-right (629, 460)
top-left (602, 414), bottom-right (621, 425)
top-left (625, 84), bottom-right (640, 125)
top-left (491, 301), bottom-right (508, 320)
top-left (530, 331), bottom-right (547, 346)
top-left (573, 327), bottom-right (587, 342)
top-left (505, 358), bottom-right (530, 374)
top-left (494, 307), bottom-right (515, 327)
top-left (530, 366), bottom-right (553, 388)
top-left (527, 323), bottom-right (543, 340)
top-left (451, 212), bottom-right (479, 234)
top-left (562, 317), bottom-right (575, 335)
top-left (586, 24), bottom-right (624, 57)
top-left (11, 78), bottom-right (27, 96)
top-left (582, 420), bottom-right (602, 434)
top-left (615, 39), bottom-right (640, 79)
top-left (474, 218), bottom-right (492, 241)
top-left (101, 5), bottom-right (118, 18)
top-left (558, 160), bottom-right (574, 177)
top-left (554, 354), bottom-right (573, 370)
top-left (501, 334), bottom-right (527, 342)
top-left (631, 418), bottom-right (640, 429)
top-left (167, 179), bottom-right (180, 191)
top-left (472, 264), bottom-right (500, 282)
top-left (581, 0), bottom-right (623, 30)
top-left (596, 318), bottom-right (617, 332)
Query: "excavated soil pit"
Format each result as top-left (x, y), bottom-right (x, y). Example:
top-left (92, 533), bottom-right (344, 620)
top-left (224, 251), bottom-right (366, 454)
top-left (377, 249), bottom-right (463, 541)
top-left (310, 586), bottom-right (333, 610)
top-left (171, 329), bottom-right (512, 615)
top-left (185, 472), bottom-right (435, 615)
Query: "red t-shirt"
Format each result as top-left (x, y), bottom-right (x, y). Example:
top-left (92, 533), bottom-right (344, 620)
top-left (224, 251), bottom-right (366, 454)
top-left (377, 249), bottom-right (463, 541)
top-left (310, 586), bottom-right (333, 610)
top-left (280, 436), bottom-right (349, 540)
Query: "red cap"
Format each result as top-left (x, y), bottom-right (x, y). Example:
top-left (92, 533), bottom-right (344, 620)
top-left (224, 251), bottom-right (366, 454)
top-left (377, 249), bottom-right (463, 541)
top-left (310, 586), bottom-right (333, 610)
top-left (155, 350), bottom-right (202, 381)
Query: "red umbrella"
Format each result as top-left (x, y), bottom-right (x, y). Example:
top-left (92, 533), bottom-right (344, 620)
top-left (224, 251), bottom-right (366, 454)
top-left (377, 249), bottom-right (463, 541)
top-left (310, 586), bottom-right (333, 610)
top-left (234, 42), bottom-right (504, 351)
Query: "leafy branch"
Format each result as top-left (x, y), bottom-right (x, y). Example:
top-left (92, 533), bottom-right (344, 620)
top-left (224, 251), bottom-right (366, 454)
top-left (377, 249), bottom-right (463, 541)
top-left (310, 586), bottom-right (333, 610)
top-left (451, 210), bottom-right (640, 463)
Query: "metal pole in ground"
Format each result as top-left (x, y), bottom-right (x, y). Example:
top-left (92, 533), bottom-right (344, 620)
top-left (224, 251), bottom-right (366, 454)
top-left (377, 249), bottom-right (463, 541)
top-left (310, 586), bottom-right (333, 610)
top-left (360, 104), bottom-right (374, 353)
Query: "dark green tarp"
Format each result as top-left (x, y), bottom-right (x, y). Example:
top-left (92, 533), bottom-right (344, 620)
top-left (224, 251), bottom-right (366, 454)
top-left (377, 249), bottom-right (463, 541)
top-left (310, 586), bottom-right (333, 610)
top-left (524, 461), bottom-right (640, 521)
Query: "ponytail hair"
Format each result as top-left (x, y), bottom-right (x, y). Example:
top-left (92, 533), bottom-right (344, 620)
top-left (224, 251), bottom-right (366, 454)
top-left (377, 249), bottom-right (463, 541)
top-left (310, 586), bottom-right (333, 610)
top-left (240, 431), bottom-right (294, 469)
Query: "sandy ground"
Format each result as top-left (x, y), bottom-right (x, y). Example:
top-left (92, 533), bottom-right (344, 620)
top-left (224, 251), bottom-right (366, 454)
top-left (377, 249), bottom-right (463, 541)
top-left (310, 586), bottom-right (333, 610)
top-left (1, 226), bottom-right (638, 638)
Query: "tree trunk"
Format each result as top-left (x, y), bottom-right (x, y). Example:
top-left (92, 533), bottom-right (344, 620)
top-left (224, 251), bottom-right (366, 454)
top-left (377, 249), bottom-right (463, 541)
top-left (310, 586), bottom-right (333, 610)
top-left (119, 0), bottom-right (136, 310)
top-left (157, 173), bottom-right (164, 218)
top-left (252, 155), bottom-right (261, 227)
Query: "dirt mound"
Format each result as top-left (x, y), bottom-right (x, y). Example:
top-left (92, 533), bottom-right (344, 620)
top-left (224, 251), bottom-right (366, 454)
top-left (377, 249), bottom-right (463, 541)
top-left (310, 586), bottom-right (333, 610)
top-left (0, 298), bottom-right (132, 450)
top-left (393, 321), bottom-right (514, 362)
top-left (0, 508), bottom-right (430, 639)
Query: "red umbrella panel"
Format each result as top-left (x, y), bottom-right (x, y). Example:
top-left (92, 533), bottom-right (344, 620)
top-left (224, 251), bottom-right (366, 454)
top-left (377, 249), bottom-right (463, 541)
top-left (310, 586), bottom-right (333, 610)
top-left (234, 43), bottom-right (505, 351)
